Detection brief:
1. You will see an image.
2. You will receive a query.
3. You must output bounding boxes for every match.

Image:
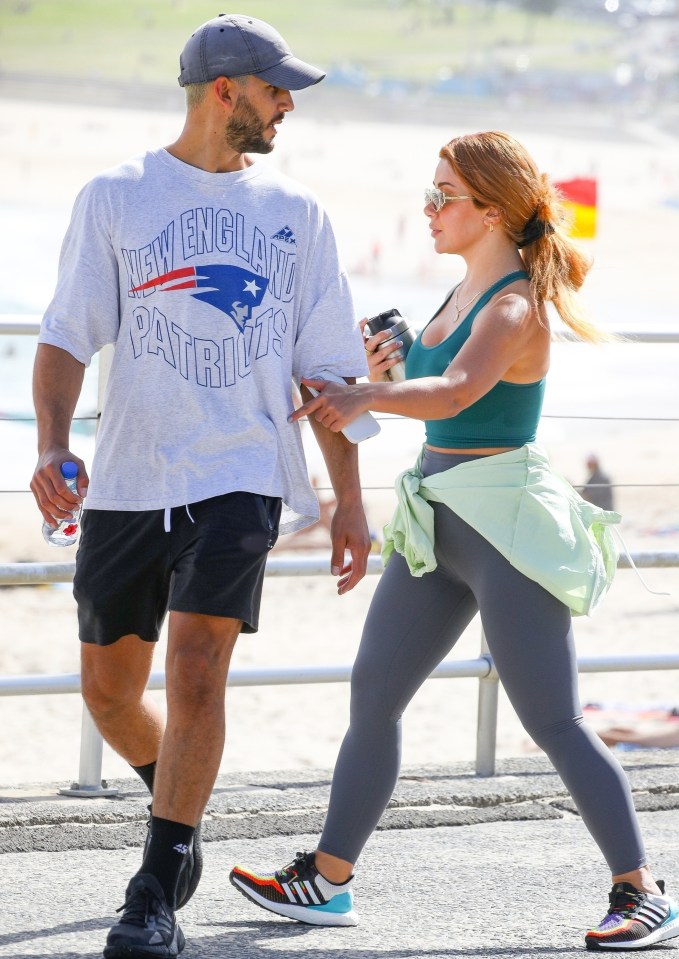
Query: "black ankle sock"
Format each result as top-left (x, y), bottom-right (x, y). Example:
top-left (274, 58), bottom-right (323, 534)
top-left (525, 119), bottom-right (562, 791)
top-left (131, 761), bottom-right (157, 795)
top-left (140, 815), bottom-right (195, 909)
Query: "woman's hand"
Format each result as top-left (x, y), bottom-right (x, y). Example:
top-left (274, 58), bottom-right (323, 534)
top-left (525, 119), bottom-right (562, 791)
top-left (289, 378), bottom-right (369, 433)
top-left (360, 318), bottom-right (401, 383)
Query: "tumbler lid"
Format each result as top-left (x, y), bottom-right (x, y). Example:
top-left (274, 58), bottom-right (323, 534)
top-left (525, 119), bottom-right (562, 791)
top-left (365, 309), bottom-right (402, 335)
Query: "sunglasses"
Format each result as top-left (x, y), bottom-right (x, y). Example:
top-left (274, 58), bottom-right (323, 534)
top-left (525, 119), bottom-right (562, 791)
top-left (424, 187), bottom-right (475, 212)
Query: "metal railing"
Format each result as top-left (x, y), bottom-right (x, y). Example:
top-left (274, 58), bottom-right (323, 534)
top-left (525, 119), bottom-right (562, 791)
top-left (2, 317), bottom-right (678, 793)
top-left (1, 552), bottom-right (678, 793)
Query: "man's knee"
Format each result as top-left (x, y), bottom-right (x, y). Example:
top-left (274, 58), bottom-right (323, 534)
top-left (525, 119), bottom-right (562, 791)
top-left (80, 635), bottom-right (153, 716)
top-left (165, 614), bottom-right (241, 710)
top-left (166, 643), bottom-right (233, 710)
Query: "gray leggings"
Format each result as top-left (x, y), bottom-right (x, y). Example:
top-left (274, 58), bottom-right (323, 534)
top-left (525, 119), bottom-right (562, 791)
top-left (318, 449), bottom-right (646, 876)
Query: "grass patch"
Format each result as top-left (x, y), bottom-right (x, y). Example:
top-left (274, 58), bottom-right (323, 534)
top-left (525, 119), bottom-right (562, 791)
top-left (0, 0), bottom-right (617, 86)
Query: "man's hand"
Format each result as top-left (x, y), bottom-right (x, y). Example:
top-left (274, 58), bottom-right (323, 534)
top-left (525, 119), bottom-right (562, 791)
top-left (31, 448), bottom-right (89, 527)
top-left (329, 495), bottom-right (371, 595)
top-left (31, 343), bottom-right (87, 525)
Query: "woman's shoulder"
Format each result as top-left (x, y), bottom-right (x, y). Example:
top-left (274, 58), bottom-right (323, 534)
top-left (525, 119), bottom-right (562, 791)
top-left (480, 287), bottom-right (537, 336)
top-left (472, 287), bottom-right (550, 378)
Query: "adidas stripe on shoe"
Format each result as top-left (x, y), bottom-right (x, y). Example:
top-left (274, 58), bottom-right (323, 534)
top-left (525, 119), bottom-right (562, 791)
top-left (586, 880), bottom-right (679, 950)
top-left (230, 851), bottom-right (358, 927)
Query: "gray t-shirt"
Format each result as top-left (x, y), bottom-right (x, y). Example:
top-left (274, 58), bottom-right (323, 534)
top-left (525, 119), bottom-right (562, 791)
top-left (39, 149), bottom-right (367, 532)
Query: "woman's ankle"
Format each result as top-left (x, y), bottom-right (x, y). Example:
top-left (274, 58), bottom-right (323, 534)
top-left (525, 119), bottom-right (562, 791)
top-left (314, 849), bottom-right (354, 885)
top-left (612, 866), bottom-right (662, 896)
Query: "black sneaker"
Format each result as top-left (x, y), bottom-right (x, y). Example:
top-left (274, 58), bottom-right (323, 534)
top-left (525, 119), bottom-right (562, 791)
top-left (230, 850), bottom-right (358, 926)
top-left (586, 880), bottom-right (679, 950)
top-left (103, 873), bottom-right (185, 958)
top-left (143, 806), bottom-right (203, 910)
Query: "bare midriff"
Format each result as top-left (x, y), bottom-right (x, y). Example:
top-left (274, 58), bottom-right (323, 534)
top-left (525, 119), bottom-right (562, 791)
top-left (425, 444), bottom-right (519, 455)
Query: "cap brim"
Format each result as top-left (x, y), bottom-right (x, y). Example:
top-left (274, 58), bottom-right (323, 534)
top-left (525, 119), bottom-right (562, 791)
top-left (256, 56), bottom-right (325, 91)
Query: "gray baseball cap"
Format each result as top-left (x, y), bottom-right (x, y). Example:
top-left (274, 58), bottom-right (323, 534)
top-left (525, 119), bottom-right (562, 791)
top-left (178, 14), bottom-right (326, 90)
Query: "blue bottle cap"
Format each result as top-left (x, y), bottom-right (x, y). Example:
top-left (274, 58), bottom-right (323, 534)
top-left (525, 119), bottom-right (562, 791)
top-left (60, 461), bottom-right (78, 479)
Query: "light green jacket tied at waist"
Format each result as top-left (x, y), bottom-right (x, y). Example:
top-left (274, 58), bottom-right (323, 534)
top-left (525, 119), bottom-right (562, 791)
top-left (382, 443), bottom-right (621, 617)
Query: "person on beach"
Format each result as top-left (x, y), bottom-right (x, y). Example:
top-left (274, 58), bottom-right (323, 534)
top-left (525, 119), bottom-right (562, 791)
top-left (585, 702), bottom-right (679, 751)
top-left (230, 131), bottom-right (679, 951)
top-left (582, 453), bottom-right (616, 512)
top-left (30, 13), bottom-right (370, 959)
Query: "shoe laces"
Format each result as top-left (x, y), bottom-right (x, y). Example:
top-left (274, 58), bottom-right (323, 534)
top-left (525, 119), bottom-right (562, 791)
top-left (116, 882), bottom-right (166, 928)
top-left (608, 884), bottom-right (646, 919)
top-left (279, 851), bottom-right (315, 882)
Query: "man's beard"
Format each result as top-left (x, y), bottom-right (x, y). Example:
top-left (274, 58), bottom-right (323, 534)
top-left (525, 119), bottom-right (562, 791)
top-left (226, 93), bottom-right (281, 154)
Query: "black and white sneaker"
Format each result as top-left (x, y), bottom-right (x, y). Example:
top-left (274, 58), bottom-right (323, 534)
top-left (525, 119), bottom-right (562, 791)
top-left (103, 873), bottom-right (185, 958)
top-left (586, 880), bottom-right (679, 950)
top-left (230, 850), bottom-right (358, 926)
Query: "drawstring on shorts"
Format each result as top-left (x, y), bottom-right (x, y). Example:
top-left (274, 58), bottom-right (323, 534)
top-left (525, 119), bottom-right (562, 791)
top-left (163, 504), bottom-right (196, 533)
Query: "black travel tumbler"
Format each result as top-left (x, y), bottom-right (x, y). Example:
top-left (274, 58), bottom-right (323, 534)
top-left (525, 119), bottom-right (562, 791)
top-left (364, 308), bottom-right (416, 382)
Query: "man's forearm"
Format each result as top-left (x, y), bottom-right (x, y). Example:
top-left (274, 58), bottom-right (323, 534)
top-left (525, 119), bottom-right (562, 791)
top-left (302, 383), bottom-right (363, 505)
top-left (307, 418), bottom-right (363, 505)
top-left (33, 343), bottom-right (86, 452)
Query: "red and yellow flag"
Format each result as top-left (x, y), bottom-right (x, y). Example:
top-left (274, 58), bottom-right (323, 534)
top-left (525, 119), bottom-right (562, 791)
top-left (554, 177), bottom-right (597, 239)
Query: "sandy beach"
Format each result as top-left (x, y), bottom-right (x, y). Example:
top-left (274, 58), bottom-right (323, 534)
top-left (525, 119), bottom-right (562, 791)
top-left (0, 97), bottom-right (678, 789)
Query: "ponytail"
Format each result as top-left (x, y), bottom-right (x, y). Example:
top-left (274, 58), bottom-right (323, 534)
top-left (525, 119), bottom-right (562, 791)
top-left (520, 178), bottom-right (611, 343)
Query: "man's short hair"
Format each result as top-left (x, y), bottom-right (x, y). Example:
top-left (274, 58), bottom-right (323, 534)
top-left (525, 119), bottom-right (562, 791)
top-left (185, 81), bottom-right (212, 110)
top-left (185, 76), bottom-right (250, 109)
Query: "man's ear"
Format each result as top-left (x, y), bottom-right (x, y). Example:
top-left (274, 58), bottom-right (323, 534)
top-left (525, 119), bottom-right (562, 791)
top-left (212, 76), bottom-right (239, 109)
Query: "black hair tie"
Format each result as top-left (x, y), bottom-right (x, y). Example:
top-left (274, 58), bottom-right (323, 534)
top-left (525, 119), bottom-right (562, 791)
top-left (517, 213), bottom-right (555, 248)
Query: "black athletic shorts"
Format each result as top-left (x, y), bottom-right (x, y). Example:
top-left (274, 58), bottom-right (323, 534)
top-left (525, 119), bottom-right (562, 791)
top-left (73, 492), bottom-right (282, 646)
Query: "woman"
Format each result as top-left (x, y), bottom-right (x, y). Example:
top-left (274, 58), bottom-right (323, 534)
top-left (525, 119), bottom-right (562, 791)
top-left (229, 131), bottom-right (679, 950)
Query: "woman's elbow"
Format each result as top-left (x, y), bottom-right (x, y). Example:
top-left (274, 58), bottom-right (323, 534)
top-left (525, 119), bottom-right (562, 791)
top-left (436, 380), bottom-right (470, 419)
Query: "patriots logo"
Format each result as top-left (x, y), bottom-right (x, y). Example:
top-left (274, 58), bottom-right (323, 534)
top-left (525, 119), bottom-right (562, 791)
top-left (131, 265), bottom-right (269, 333)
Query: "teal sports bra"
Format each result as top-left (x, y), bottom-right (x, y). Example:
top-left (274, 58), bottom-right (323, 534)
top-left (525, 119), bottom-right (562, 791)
top-left (405, 270), bottom-right (546, 449)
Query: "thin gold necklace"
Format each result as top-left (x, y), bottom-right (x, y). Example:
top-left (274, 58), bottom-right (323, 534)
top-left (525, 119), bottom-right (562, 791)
top-left (452, 271), bottom-right (519, 324)
top-left (452, 285), bottom-right (482, 323)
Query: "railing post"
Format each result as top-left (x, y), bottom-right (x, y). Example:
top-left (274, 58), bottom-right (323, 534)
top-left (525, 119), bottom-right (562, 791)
top-left (57, 343), bottom-right (118, 798)
top-left (475, 627), bottom-right (499, 776)
top-left (58, 704), bottom-right (118, 797)
top-left (59, 344), bottom-right (118, 797)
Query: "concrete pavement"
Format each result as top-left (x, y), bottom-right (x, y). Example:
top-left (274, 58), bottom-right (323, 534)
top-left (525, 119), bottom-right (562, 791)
top-left (1, 752), bottom-right (679, 958)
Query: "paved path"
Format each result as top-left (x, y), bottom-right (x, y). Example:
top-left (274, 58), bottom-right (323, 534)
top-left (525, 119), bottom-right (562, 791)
top-left (1, 753), bottom-right (678, 958)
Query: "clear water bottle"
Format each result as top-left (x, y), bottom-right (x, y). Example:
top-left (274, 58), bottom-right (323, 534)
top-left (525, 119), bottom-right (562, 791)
top-left (42, 461), bottom-right (82, 547)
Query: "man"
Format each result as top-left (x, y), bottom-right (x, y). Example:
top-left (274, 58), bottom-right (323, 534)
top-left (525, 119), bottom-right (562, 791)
top-left (30, 13), bottom-right (370, 959)
top-left (582, 453), bottom-right (615, 512)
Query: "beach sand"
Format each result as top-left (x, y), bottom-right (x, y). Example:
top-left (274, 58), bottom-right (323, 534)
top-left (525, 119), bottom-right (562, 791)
top-left (0, 98), bottom-right (678, 789)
